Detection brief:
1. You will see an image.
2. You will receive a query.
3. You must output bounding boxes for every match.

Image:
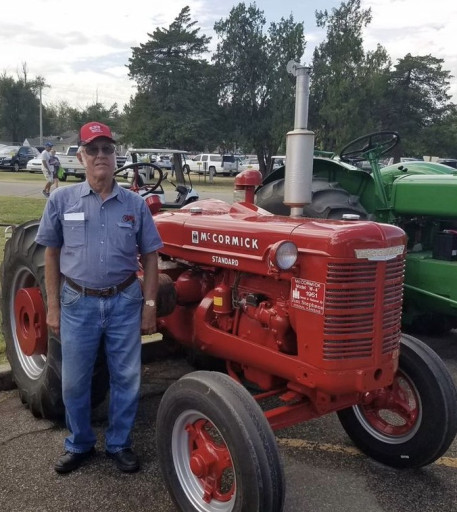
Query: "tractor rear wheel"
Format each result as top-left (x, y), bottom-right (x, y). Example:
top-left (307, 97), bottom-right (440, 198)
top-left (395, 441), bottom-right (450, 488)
top-left (156, 371), bottom-right (285, 512)
top-left (337, 334), bottom-right (457, 468)
top-left (255, 177), bottom-right (368, 219)
top-left (1, 220), bottom-right (109, 420)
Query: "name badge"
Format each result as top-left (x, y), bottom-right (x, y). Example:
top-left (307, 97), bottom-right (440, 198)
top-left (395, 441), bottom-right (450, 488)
top-left (64, 212), bottom-right (85, 221)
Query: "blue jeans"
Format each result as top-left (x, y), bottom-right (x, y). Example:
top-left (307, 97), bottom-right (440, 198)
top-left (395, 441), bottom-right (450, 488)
top-left (60, 279), bottom-right (143, 453)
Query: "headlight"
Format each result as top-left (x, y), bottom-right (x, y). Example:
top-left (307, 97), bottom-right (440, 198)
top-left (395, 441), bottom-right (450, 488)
top-left (269, 241), bottom-right (298, 270)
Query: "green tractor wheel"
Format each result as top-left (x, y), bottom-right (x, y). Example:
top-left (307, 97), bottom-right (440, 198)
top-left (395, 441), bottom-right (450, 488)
top-left (256, 176), bottom-right (368, 220)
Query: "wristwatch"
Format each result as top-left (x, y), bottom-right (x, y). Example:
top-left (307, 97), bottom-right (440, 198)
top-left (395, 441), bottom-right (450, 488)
top-left (144, 299), bottom-right (156, 307)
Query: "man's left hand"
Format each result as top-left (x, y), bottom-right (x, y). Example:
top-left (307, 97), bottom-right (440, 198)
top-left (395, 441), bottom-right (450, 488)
top-left (141, 305), bottom-right (157, 335)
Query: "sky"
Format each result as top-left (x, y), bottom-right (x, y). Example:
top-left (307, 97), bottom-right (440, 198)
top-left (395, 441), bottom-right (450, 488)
top-left (2, 0), bottom-right (457, 111)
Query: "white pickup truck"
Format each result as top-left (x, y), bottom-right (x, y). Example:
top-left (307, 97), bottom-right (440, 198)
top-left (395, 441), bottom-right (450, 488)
top-left (58, 146), bottom-right (86, 180)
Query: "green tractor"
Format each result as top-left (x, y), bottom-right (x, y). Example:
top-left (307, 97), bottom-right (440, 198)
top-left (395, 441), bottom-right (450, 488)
top-left (256, 131), bottom-right (457, 334)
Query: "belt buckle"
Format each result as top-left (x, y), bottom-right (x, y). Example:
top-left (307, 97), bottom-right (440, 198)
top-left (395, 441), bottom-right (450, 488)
top-left (99, 286), bottom-right (116, 297)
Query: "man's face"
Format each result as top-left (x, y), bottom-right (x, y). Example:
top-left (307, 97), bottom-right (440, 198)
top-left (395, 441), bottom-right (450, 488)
top-left (78, 137), bottom-right (116, 179)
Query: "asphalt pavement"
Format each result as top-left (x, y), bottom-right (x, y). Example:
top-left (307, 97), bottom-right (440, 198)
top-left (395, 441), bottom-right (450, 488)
top-left (1, 333), bottom-right (457, 512)
top-left (0, 363), bottom-right (13, 390)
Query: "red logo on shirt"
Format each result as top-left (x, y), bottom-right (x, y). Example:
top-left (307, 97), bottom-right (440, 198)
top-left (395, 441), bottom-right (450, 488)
top-left (122, 215), bottom-right (135, 225)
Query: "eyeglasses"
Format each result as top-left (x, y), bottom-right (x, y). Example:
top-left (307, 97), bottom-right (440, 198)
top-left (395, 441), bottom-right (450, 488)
top-left (84, 144), bottom-right (115, 156)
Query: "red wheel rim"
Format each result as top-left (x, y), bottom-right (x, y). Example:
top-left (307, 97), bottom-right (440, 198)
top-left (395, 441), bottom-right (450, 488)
top-left (186, 418), bottom-right (235, 503)
top-left (14, 287), bottom-right (48, 356)
top-left (358, 371), bottom-right (420, 438)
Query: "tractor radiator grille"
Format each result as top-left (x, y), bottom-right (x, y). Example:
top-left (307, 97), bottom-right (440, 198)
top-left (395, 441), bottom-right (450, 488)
top-left (323, 258), bottom-right (404, 360)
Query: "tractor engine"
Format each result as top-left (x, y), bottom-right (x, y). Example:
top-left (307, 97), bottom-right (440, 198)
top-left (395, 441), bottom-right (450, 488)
top-left (154, 198), bottom-right (406, 415)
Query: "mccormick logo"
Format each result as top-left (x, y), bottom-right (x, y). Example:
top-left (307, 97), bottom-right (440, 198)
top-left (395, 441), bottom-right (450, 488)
top-left (192, 230), bottom-right (259, 249)
top-left (354, 245), bottom-right (404, 261)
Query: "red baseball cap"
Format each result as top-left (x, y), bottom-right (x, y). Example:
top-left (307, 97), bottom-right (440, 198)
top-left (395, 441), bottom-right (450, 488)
top-left (79, 121), bottom-right (116, 145)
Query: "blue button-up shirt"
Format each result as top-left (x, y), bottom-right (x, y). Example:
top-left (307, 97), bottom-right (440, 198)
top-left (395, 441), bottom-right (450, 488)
top-left (36, 180), bottom-right (163, 288)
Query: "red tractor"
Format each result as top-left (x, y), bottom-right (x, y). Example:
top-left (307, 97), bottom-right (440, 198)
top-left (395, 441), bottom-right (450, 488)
top-left (2, 63), bottom-right (457, 512)
top-left (150, 191), bottom-right (456, 511)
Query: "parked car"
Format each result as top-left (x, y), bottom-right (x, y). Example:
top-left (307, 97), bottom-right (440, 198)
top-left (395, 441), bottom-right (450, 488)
top-left (239, 156), bottom-right (260, 172)
top-left (124, 151), bottom-right (174, 170)
top-left (26, 156), bottom-right (43, 173)
top-left (57, 146), bottom-right (86, 180)
top-left (28, 147), bottom-right (87, 180)
top-left (438, 158), bottom-right (457, 169)
top-left (382, 156), bottom-right (424, 167)
top-left (155, 154), bottom-right (173, 170)
top-left (186, 153), bottom-right (239, 176)
top-left (221, 154), bottom-right (241, 174)
top-left (116, 154), bottom-right (128, 169)
top-left (272, 155), bottom-right (286, 169)
top-left (0, 145), bottom-right (38, 171)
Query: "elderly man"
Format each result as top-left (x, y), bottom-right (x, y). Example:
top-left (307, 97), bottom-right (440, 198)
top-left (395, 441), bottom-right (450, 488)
top-left (36, 121), bottom-right (163, 474)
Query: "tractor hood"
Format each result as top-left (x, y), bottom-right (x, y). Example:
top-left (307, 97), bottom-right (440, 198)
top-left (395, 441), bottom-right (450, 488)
top-left (154, 199), bottom-right (405, 275)
top-left (391, 174), bottom-right (457, 217)
top-left (381, 160), bottom-right (456, 180)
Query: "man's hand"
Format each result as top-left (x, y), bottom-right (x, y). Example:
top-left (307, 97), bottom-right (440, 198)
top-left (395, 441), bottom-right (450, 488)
top-left (140, 251), bottom-right (159, 335)
top-left (44, 246), bottom-right (61, 335)
top-left (141, 304), bottom-right (157, 335)
top-left (47, 304), bottom-right (60, 335)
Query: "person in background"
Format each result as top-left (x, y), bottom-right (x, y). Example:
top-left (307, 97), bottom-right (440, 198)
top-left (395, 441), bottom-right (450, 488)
top-left (41, 142), bottom-right (54, 197)
top-left (48, 149), bottom-right (60, 191)
top-left (36, 121), bottom-right (163, 474)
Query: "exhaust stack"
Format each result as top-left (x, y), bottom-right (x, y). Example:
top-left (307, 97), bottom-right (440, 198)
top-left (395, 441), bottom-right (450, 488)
top-left (284, 61), bottom-right (315, 217)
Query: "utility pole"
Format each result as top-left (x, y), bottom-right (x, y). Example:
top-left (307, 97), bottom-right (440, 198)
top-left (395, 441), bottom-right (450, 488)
top-left (35, 76), bottom-right (49, 146)
top-left (39, 85), bottom-right (43, 145)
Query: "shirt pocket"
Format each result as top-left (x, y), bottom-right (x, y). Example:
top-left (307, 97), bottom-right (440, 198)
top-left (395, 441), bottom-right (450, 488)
top-left (62, 220), bottom-right (86, 247)
top-left (116, 222), bottom-right (136, 248)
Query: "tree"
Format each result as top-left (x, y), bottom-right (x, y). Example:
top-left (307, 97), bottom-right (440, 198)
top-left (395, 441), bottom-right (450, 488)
top-left (419, 106), bottom-right (457, 158)
top-left (45, 101), bottom-right (82, 135)
top-left (310, 0), bottom-right (392, 151)
top-left (0, 69), bottom-right (41, 143)
top-left (382, 54), bottom-right (455, 155)
top-left (125, 6), bottom-right (220, 149)
top-left (213, 2), bottom-right (305, 174)
top-left (79, 103), bottom-right (121, 132)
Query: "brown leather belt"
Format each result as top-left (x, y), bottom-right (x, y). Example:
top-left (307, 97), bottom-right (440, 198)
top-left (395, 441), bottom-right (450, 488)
top-left (65, 273), bottom-right (137, 297)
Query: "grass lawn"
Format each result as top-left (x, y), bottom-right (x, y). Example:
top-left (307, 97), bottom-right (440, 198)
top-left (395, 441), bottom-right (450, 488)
top-left (0, 172), bottom-right (238, 365)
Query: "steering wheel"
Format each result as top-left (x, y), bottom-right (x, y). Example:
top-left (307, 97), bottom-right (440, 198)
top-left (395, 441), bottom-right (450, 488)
top-left (115, 162), bottom-right (164, 192)
top-left (340, 131), bottom-right (400, 163)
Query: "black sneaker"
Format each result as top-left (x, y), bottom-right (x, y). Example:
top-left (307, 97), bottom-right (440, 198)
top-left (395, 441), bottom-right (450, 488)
top-left (106, 448), bottom-right (140, 472)
top-left (54, 447), bottom-right (96, 474)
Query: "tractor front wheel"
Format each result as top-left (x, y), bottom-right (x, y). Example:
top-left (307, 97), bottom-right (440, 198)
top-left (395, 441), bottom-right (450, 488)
top-left (337, 333), bottom-right (457, 468)
top-left (156, 371), bottom-right (285, 512)
top-left (1, 221), bottom-right (108, 420)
